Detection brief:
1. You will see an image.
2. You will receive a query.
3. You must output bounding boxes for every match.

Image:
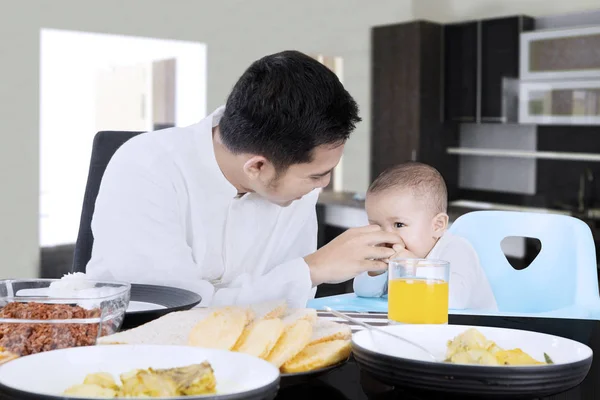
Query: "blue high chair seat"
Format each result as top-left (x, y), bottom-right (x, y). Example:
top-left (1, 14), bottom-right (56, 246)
top-left (448, 211), bottom-right (600, 318)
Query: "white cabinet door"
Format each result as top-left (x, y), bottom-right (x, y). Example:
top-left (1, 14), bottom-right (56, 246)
top-left (94, 63), bottom-right (152, 132)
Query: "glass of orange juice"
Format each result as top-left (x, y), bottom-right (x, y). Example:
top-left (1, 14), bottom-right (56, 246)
top-left (388, 259), bottom-right (449, 324)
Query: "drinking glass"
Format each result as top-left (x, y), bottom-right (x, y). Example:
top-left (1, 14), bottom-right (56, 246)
top-left (388, 259), bottom-right (450, 324)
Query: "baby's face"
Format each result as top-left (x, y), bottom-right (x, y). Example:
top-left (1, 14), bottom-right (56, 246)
top-left (365, 189), bottom-right (444, 258)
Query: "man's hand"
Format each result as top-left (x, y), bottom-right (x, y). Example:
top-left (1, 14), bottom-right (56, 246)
top-left (304, 225), bottom-right (402, 285)
top-left (390, 243), bottom-right (418, 259)
top-left (368, 238), bottom-right (407, 277)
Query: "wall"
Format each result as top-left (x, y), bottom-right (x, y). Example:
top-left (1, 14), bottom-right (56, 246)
top-left (0, 0), bottom-right (413, 278)
top-left (413, 0), bottom-right (600, 22)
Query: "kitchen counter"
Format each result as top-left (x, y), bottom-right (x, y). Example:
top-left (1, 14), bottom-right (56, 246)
top-left (317, 191), bottom-right (491, 223)
top-left (317, 191), bottom-right (587, 224)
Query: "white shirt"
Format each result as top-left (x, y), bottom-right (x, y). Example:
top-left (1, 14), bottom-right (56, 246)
top-left (353, 232), bottom-right (498, 311)
top-left (86, 107), bottom-right (317, 308)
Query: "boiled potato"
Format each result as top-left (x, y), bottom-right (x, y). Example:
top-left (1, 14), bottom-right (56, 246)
top-left (64, 383), bottom-right (117, 398)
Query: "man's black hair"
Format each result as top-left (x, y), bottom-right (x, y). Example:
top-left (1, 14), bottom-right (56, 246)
top-left (219, 50), bottom-right (361, 170)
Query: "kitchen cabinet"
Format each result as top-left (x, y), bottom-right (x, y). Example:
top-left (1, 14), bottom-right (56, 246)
top-left (444, 16), bottom-right (534, 123)
top-left (521, 25), bottom-right (600, 81)
top-left (481, 16), bottom-right (534, 122)
top-left (519, 80), bottom-right (600, 125)
top-left (444, 21), bottom-right (478, 122)
top-left (371, 21), bottom-right (458, 197)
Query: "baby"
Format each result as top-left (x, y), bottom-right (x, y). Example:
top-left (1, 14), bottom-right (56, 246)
top-left (353, 162), bottom-right (498, 311)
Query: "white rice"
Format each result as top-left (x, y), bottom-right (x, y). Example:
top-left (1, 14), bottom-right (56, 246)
top-left (47, 273), bottom-right (123, 307)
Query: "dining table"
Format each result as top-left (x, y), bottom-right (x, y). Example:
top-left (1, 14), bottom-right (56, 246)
top-left (275, 311), bottom-right (600, 400)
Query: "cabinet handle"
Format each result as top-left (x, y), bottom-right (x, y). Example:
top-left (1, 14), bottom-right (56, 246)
top-left (140, 95), bottom-right (146, 119)
top-left (480, 116), bottom-right (507, 122)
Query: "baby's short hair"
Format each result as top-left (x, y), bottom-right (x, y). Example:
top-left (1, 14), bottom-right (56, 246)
top-left (368, 162), bottom-right (448, 214)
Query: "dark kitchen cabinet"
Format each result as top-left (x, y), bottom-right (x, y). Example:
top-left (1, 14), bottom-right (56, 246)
top-left (444, 15), bottom-right (533, 123)
top-left (480, 16), bottom-right (534, 122)
top-left (444, 21), bottom-right (478, 123)
top-left (371, 21), bottom-right (458, 198)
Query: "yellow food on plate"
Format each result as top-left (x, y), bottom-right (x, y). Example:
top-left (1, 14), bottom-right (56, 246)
top-left (188, 307), bottom-right (253, 350)
top-left (63, 383), bottom-right (118, 398)
top-left (0, 348), bottom-right (19, 365)
top-left (64, 362), bottom-right (216, 398)
top-left (495, 349), bottom-right (545, 366)
top-left (281, 339), bottom-right (352, 373)
top-left (97, 301), bottom-right (353, 375)
top-left (266, 319), bottom-right (313, 368)
top-left (445, 328), bottom-right (548, 366)
top-left (233, 318), bottom-right (285, 359)
top-left (83, 372), bottom-right (119, 391)
top-left (309, 319), bottom-right (352, 346)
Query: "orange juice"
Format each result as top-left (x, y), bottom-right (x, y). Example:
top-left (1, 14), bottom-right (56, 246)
top-left (388, 278), bottom-right (449, 324)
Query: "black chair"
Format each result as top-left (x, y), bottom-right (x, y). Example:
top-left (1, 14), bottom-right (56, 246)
top-left (72, 131), bottom-right (143, 273)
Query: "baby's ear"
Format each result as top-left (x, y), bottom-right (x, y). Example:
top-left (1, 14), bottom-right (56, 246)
top-left (432, 212), bottom-right (449, 237)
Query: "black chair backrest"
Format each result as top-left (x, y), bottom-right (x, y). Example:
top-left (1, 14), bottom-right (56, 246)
top-left (72, 131), bottom-right (143, 272)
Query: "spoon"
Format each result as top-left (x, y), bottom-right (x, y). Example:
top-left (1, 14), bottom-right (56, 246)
top-left (323, 306), bottom-right (440, 362)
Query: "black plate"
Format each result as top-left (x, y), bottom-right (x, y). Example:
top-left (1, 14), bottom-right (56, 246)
top-left (279, 359), bottom-right (349, 387)
top-left (352, 342), bottom-right (592, 398)
top-left (121, 284), bottom-right (201, 330)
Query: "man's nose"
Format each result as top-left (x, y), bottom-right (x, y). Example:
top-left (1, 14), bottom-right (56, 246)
top-left (316, 174), bottom-right (331, 189)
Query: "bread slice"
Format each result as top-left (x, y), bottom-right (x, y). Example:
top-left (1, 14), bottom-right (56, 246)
top-left (266, 319), bottom-right (313, 368)
top-left (281, 340), bottom-right (352, 373)
top-left (188, 307), bottom-right (253, 350)
top-left (248, 300), bottom-right (287, 321)
top-left (233, 318), bottom-right (284, 359)
top-left (309, 319), bottom-right (352, 346)
top-left (282, 308), bottom-right (317, 327)
top-left (97, 308), bottom-right (212, 346)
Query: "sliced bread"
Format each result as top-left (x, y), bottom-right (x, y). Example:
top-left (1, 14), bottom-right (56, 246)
top-left (266, 319), bottom-right (313, 368)
top-left (309, 319), bottom-right (352, 346)
top-left (188, 307), bottom-right (253, 350)
top-left (96, 308), bottom-right (212, 346)
top-left (248, 300), bottom-right (287, 321)
top-left (281, 339), bottom-right (351, 373)
top-left (232, 318), bottom-right (284, 359)
top-left (281, 308), bottom-right (317, 327)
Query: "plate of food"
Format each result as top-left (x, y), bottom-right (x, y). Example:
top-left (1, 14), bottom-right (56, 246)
top-left (0, 344), bottom-right (280, 399)
top-left (97, 301), bottom-right (351, 385)
top-left (352, 324), bottom-right (593, 398)
top-left (14, 273), bottom-right (202, 331)
top-left (0, 277), bottom-right (131, 366)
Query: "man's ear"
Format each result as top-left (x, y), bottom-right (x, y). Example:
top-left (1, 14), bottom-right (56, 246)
top-left (242, 156), bottom-right (269, 180)
top-left (432, 212), bottom-right (449, 238)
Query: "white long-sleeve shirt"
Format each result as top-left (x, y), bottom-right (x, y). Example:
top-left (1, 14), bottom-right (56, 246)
top-left (86, 107), bottom-right (317, 308)
top-left (353, 232), bottom-right (498, 311)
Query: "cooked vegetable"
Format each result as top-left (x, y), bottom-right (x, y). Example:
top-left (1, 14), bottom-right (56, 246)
top-left (64, 362), bottom-right (216, 398)
top-left (445, 328), bottom-right (548, 366)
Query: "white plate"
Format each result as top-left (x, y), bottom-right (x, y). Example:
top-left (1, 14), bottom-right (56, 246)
top-left (353, 324), bottom-right (592, 365)
top-left (0, 345), bottom-right (280, 399)
top-left (126, 301), bottom-right (167, 312)
top-left (352, 324), bottom-right (593, 397)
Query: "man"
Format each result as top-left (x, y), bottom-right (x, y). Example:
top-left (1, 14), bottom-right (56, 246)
top-left (86, 50), bottom-right (400, 308)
